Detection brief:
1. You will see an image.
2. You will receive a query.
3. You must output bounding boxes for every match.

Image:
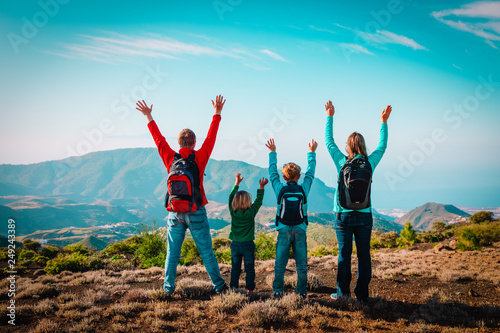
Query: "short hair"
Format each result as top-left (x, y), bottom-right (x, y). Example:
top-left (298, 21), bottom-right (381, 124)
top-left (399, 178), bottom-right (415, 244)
top-left (347, 132), bottom-right (368, 158)
top-left (178, 129), bottom-right (196, 148)
top-left (232, 191), bottom-right (252, 211)
top-left (282, 163), bottom-right (301, 181)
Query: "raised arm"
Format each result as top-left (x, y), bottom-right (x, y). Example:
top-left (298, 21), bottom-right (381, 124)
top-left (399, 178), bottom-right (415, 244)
top-left (136, 100), bottom-right (175, 168)
top-left (228, 173), bottom-right (243, 213)
top-left (302, 140), bottom-right (317, 195)
top-left (198, 95), bottom-right (225, 162)
top-left (249, 178), bottom-right (268, 217)
top-left (324, 100), bottom-right (346, 170)
top-left (266, 139), bottom-right (283, 197)
top-left (368, 105), bottom-right (391, 170)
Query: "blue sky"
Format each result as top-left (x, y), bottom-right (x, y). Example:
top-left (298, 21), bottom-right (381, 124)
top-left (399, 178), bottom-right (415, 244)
top-left (1, 0), bottom-right (499, 209)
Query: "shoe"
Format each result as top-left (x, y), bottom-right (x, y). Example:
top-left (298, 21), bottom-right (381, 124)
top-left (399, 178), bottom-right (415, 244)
top-left (247, 290), bottom-right (254, 294)
top-left (273, 292), bottom-right (283, 299)
top-left (330, 293), bottom-right (338, 299)
top-left (298, 293), bottom-right (307, 299)
top-left (216, 284), bottom-right (229, 294)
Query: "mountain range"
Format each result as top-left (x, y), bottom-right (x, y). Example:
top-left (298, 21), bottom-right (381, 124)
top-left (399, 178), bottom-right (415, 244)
top-left (395, 202), bottom-right (470, 230)
top-left (0, 148), bottom-right (472, 240)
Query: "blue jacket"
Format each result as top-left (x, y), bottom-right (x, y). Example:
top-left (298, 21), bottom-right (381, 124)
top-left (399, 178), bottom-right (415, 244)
top-left (325, 116), bottom-right (388, 213)
top-left (268, 151), bottom-right (316, 230)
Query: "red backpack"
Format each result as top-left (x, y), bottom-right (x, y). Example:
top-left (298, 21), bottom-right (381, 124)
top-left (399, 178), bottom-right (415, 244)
top-left (164, 153), bottom-right (203, 212)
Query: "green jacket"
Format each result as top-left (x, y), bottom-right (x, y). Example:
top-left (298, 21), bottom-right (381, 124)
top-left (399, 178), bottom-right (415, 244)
top-left (228, 185), bottom-right (264, 242)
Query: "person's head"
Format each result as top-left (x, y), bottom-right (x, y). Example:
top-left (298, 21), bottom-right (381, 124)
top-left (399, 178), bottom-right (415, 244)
top-left (346, 132), bottom-right (368, 159)
top-left (232, 191), bottom-right (252, 211)
top-left (282, 163), bottom-right (301, 182)
top-left (178, 129), bottom-right (196, 149)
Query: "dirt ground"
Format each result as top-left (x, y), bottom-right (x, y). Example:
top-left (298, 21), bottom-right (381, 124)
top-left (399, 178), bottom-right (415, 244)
top-left (2, 243), bottom-right (500, 332)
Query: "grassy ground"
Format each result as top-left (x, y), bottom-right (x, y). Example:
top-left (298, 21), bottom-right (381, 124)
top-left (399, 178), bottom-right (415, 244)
top-left (1, 242), bottom-right (500, 332)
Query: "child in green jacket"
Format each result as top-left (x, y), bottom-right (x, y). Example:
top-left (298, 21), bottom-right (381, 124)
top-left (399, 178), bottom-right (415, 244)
top-left (229, 173), bottom-right (269, 292)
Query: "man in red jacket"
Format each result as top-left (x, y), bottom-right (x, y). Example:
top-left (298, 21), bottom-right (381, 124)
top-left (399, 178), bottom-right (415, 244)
top-left (136, 95), bottom-right (228, 294)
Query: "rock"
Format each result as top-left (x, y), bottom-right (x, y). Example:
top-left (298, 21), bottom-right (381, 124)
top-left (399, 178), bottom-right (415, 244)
top-left (449, 239), bottom-right (457, 250)
top-left (434, 244), bottom-right (453, 252)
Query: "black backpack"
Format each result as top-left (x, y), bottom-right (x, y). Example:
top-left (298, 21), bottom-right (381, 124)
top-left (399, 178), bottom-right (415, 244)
top-left (276, 182), bottom-right (308, 226)
top-left (164, 153), bottom-right (203, 212)
top-left (337, 157), bottom-right (373, 210)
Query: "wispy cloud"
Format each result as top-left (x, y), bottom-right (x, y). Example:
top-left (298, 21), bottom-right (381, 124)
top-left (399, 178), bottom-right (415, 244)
top-left (432, 1), bottom-right (500, 48)
top-left (259, 49), bottom-right (287, 62)
top-left (309, 25), bottom-right (336, 34)
top-left (339, 43), bottom-right (374, 55)
top-left (334, 23), bottom-right (428, 53)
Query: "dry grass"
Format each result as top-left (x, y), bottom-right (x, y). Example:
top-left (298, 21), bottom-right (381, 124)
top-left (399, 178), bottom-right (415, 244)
top-left (28, 318), bottom-right (59, 333)
top-left (209, 290), bottom-right (248, 314)
top-left (175, 278), bottom-right (213, 298)
top-left (16, 283), bottom-right (57, 299)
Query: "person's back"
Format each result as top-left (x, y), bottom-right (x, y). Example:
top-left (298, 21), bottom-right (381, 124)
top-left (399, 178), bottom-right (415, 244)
top-left (136, 96), bottom-right (229, 295)
top-left (265, 138), bottom-right (317, 297)
top-left (228, 173), bottom-right (268, 292)
top-left (324, 100), bottom-right (392, 301)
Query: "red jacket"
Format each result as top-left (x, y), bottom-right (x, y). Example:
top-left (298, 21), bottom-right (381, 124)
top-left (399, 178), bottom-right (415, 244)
top-left (147, 115), bottom-right (221, 208)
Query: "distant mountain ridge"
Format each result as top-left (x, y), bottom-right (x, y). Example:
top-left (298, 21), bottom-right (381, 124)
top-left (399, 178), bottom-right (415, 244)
top-left (395, 202), bottom-right (470, 230)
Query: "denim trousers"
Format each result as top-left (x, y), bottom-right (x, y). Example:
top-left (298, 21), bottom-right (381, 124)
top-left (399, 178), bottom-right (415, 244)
top-left (230, 241), bottom-right (256, 290)
top-left (335, 211), bottom-right (373, 300)
top-left (163, 207), bottom-right (226, 293)
top-left (273, 225), bottom-right (308, 295)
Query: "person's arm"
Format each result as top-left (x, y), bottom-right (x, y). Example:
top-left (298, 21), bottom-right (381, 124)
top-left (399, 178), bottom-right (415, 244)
top-left (324, 101), bottom-right (346, 170)
top-left (302, 140), bottom-right (317, 195)
top-left (229, 173), bottom-right (243, 213)
top-left (197, 95), bottom-right (226, 165)
top-left (136, 100), bottom-right (175, 167)
top-left (249, 178), bottom-right (267, 217)
top-left (265, 139), bottom-right (283, 196)
top-left (369, 105), bottom-right (391, 170)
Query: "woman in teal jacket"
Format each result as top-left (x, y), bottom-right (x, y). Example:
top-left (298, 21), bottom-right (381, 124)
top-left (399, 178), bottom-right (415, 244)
top-left (324, 100), bottom-right (392, 301)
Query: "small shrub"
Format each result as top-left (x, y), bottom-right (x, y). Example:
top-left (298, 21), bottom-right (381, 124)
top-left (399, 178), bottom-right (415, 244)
top-left (180, 238), bottom-right (201, 266)
top-left (39, 246), bottom-right (59, 259)
top-left (103, 241), bottom-right (138, 255)
top-left (308, 245), bottom-right (338, 257)
top-left (470, 211), bottom-right (494, 224)
top-left (29, 318), bottom-right (59, 333)
top-left (33, 255), bottom-right (50, 266)
top-left (371, 231), bottom-right (399, 249)
top-left (64, 244), bottom-right (91, 256)
top-left (255, 234), bottom-right (276, 260)
top-left (17, 283), bottom-right (57, 299)
top-left (238, 300), bottom-right (281, 326)
top-left (44, 253), bottom-right (88, 275)
top-left (134, 221), bottom-right (167, 268)
top-left (456, 228), bottom-right (481, 251)
top-left (397, 222), bottom-right (417, 248)
top-left (19, 249), bottom-right (37, 261)
top-left (210, 290), bottom-right (248, 314)
top-left (23, 238), bottom-right (41, 252)
top-left (176, 278), bottom-right (213, 298)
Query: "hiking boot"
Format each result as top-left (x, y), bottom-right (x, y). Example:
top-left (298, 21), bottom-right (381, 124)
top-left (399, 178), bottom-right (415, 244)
top-left (247, 290), bottom-right (254, 294)
top-left (215, 284), bottom-right (229, 295)
top-left (330, 293), bottom-right (338, 299)
top-left (273, 292), bottom-right (283, 299)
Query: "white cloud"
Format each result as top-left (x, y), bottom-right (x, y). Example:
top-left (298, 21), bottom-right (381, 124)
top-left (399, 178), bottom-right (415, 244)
top-left (339, 43), bottom-right (374, 55)
top-left (309, 25), bottom-right (336, 34)
top-left (259, 49), bottom-right (287, 62)
top-left (432, 1), bottom-right (500, 48)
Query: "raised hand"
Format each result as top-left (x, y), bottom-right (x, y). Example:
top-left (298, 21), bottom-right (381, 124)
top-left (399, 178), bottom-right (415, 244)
top-left (308, 139), bottom-right (318, 152)
top-left (136, 100), bottom-right (153, 122)
top-left (381, 105), bottom-right (392, 123)
top-left (265, 139), bottom-right (276, 152)
top-left (259, 177), bottom-right (269, 189)
top-left (235, 172), bottom-right (244, 186)
top-left (325, 100), bottom-right (335, 117)
top-left (211, 95), bottom-right (226, 115)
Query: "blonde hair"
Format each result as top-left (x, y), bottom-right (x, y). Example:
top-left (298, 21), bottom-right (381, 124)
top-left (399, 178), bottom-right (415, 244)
top-left (178, 129), bottom-right (196, 148)
top-left (282, 163), bottom-right (301, 181)
top-left (232, 191), bottom-right (252, 211)
top-left (347, 132), bottom-right (368, 159)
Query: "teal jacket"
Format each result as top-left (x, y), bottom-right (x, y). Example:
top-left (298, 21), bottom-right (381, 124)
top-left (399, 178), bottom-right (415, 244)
top-left (269, 151), bottom-right (316, 231)
top-left (325, 116), bottom-right (388, 213)
top-left (229, 185), bottom-right (264, 242)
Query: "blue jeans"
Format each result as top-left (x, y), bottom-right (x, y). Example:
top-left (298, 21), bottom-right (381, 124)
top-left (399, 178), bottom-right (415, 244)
top-left (335, 211), bottom-right (373, 300)
top-left (163, 207), bottom-right (226, 293)
top-left (230, 241), bottom-right (256, 290)
top-left (273, 225), bottom-right (308, 295)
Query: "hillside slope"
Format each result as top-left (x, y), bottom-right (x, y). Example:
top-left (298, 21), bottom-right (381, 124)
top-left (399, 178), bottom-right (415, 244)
top-left (395, 202), bottom-right (470, 230)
